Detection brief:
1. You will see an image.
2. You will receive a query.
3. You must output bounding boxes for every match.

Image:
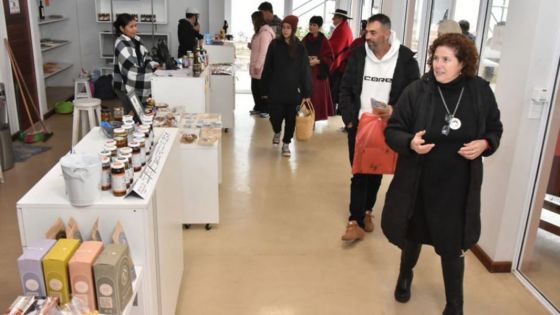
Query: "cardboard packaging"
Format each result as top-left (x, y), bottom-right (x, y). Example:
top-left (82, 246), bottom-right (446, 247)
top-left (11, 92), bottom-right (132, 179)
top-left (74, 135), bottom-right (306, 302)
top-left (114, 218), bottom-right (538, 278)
top-left (42, 239), bottom-right (80, 304)
top-left (68, 241), bottom-right (104, 311)
top-left (93, 244), bottom-right (133, 314)
top-left (17, 239), bottom-right (56, 297)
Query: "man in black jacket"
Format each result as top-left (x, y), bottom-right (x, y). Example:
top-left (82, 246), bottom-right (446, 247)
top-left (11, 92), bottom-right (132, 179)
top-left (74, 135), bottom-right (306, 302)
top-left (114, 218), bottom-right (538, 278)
top-left (338, 14), bottom-right (419, 241)
top-left (177, 8), bottom-right (203, 57)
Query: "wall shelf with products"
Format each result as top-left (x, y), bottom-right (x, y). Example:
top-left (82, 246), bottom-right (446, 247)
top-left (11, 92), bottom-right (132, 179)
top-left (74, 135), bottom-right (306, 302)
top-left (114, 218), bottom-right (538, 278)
top-left (38, 15), bottom-right (68, 25)
top-left (95, 0), bottom-right (168, 25)
top-left (99, 31), bottom-right (168, 60)
top-left (40, 39), bottom-right (70, 52)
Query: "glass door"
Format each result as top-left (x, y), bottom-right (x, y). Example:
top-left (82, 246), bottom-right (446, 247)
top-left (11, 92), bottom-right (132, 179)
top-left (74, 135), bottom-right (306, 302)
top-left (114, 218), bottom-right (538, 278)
top-left (517, 60), bottom-right (560, 312)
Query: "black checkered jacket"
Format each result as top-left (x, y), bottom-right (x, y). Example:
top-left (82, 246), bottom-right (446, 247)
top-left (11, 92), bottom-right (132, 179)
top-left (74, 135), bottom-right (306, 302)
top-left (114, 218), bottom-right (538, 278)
top-left (113, 34), bottom-right (157, 102)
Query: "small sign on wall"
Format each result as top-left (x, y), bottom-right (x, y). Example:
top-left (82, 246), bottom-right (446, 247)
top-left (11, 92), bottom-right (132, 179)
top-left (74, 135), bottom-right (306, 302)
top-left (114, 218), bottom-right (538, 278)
top-left (8, 0), bottom-right (21, 14)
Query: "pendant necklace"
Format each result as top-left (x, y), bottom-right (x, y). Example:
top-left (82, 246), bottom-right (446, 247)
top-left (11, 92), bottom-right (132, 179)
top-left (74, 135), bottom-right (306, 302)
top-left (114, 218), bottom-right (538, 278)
top-left (437, 85), bottom-right (464, 136)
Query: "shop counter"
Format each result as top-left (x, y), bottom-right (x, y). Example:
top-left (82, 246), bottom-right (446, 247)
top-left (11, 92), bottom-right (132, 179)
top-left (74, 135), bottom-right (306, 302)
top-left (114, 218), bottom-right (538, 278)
top-left (151, 68), bottom-right (210, 112)
top-left (16, 127), bottom-right (183, 315)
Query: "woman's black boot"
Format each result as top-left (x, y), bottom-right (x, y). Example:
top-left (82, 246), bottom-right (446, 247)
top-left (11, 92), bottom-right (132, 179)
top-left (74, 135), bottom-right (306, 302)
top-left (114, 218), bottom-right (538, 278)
top-left (441, 255), bottom-right (464, 315)
top-left (394, 241), bottom-right (422, 303)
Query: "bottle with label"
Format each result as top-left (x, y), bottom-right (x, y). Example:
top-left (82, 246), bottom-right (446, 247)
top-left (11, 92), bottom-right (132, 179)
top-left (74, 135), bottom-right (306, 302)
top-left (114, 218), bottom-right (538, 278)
top-left (101, 157), bottom-right (111, 191)
top-left (39, 0), bottom-right (45, 20)
top-left (129, 142), bottom-right (142, 172)
top-left (111, 162), bottom-right (127, 197)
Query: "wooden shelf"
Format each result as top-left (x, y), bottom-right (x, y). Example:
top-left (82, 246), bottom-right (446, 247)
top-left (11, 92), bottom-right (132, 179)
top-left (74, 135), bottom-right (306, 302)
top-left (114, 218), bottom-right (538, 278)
top-left (40, 39), bottom-right (70, 52)
top-left (43, 63), bottom-right (73, 79)
top-left (38, 16), bottom-right (68, 25)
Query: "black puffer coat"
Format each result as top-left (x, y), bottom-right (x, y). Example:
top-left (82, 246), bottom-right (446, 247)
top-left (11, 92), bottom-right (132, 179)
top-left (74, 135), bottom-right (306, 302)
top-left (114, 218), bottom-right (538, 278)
top-left (381, 73), bottom-right (503, 251)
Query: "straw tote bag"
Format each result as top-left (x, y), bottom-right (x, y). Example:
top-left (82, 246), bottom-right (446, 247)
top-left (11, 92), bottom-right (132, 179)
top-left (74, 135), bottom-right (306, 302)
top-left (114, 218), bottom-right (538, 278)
top-left (352, 113), bottom-right (398, 174)
top-left (295, 99), bottom-right (315, 141)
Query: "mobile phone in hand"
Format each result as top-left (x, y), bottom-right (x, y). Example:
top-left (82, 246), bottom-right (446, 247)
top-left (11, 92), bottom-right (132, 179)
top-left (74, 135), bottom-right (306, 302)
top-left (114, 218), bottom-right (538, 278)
top-left (371, 98), bottom-right (387, 109)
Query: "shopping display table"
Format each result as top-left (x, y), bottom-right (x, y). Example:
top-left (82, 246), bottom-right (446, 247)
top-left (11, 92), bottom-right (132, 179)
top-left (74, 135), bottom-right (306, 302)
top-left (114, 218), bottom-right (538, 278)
top-left (16, 127), bottom-right (183, 315)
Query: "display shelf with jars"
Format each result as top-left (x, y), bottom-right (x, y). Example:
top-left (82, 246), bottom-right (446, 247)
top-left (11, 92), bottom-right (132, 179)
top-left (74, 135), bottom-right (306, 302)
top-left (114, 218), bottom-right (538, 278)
top-left (94, 0), bottom-right (168, 25)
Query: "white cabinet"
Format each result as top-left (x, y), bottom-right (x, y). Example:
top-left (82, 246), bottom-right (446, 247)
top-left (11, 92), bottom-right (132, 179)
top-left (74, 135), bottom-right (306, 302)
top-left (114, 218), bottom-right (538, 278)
top-left (151, 68), bottom-right (210, 113)
top-left (209, 72), bottom-right (235, 130)
top-left (16, 127), bottom-right (184, 315)
top-left (205, 42), bottom-right (236, 64)
top-left (95, 0), bottom-right (168, 25)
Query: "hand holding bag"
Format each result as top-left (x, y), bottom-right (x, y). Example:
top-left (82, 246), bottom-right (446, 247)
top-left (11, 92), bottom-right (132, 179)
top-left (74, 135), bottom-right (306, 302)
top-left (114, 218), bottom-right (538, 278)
top-left (352, 113), bottom-right (398, 174)
top-left (295, 99), bottom-right (315, 141)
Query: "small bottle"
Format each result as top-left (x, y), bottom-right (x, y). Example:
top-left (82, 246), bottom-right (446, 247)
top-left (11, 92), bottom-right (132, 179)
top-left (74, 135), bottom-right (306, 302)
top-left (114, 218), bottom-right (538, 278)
top-left (113, 107), bottom-right (124, 122)
top-left (123, 123), bottom-right (135, 144)
top-left (101, 157), bottom-right (111, 191)
top-left (117, 156), bottom-right (131, 189)
top-left (121, 153), bottom-right (134, 186)
top-left (129, 142), bottom-right (142, 172)
top-left (104, 144), bottom-right (117, 157)
top-left (133, 133), bottom-right (146, 166)
top-left (140, 126), bottom-right (151, 156)
top-left (111, 162), bottom-right (127, 197)
top-left (39, 0), bottom-right (45, 20)
top-left (113, 127), bottom-right (127, 148)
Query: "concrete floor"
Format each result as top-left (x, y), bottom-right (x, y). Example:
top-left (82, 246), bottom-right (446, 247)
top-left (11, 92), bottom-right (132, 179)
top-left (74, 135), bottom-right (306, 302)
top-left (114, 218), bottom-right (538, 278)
top-left (0, 94), bottom-right (552, 314)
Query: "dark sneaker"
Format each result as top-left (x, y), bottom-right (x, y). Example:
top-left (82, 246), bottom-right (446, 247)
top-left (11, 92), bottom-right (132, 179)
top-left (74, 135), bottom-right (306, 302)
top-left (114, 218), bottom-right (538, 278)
top-left (259, 112), bottom-right (270, 118)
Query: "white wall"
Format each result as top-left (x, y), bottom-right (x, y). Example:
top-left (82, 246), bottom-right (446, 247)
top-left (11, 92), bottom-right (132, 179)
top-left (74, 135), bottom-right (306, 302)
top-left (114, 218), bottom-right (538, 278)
top-left (478, 0), bottom-right (560, 262)
top-left (382, 0), bottom-right (407, 41)
top-left (209, 0), bottom-right (226, 38)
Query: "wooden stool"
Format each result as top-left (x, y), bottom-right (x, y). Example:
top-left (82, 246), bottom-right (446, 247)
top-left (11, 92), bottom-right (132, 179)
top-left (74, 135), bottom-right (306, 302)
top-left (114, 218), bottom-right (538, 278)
top-left (74, 78), bottom-right (92, 99)
top-left (72, 98), bottom-right (102, 146)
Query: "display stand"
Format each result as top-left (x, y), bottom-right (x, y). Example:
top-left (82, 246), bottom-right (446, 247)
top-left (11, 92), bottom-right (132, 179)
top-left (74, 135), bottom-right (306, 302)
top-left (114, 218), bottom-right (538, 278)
top-left (151, 68), bottom-right (210, 112)
top-left (205, 42), bottom-right (235, 64)
top-left (207, 43), bottom-right (236, 131)
top-left (16, 127), bottom-right (183, 315)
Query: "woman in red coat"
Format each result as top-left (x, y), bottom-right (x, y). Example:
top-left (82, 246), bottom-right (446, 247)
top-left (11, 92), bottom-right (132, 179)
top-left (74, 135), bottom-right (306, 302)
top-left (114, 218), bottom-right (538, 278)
top-left (302, 16), bottom-right (334, 121)
top-left (328, 9), bottom-right (354, 107)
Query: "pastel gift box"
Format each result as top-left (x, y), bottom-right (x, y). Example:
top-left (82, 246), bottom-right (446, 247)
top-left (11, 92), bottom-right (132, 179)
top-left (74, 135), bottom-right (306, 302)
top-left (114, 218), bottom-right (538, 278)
top-left (17, 239), bottom-right (56, 296)
top-left (42, 239), bottom-right (80, 304)
top-left (69, 241), bottom-right (104, 311)
top-left (93, 244), bottom-right (133, 314)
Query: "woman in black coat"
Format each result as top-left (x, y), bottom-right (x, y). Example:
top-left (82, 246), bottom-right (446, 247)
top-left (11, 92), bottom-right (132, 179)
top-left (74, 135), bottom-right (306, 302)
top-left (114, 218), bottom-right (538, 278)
top-left (382, 33), bottom-right (503, 315)
top-left (261, 15), bottom-right (312, 157)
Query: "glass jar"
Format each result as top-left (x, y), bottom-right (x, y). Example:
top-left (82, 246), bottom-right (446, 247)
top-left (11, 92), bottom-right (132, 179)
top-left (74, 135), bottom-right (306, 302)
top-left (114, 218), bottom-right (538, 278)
top-left (123, 115), bottom-right (134, 122)
top-left (116, 156), bottom-right (131, 189)
top-left (118, 147), bottom-right (132, 157)
top-left (120, 153), bottom-right (134, 186)
top-left (140, 126), bottom-right (151, 155)
top-left (113, 107), bottom-right (124, 122)
top-left (100, 149), bottom-right (112, 160)
top-left (123, 124), bottom-right (135, 144)
top-left (104, 145), bottom-right (117, 157)
top-left (101, 108), bottom-right (112, 122)
top-left (113, 127), bottom-right (127, 148)
top-left (134, 134), bottom-right (146, 166)
top-left (111, 162), bottom-right (127, 197)
top-left (129, 141), bottom-right (142, 172)
top-left (101, 157), bottom-right (111, 191)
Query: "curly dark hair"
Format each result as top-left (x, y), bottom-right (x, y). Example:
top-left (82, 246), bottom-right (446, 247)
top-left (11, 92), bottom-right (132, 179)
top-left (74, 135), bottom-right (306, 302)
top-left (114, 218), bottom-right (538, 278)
top-left (427, 33), bottom-right (479, 78)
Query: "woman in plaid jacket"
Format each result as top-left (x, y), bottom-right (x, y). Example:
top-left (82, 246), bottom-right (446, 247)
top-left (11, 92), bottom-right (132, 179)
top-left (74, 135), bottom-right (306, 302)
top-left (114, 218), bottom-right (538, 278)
top-left (113, 14), bottom-right (158, 110)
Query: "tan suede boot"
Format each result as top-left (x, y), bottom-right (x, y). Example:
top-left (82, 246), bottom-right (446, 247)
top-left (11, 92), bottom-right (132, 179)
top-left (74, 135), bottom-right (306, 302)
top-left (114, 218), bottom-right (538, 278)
top-left (364, 211), bottom-right (374, 232)
top-left (341, 221), bottom-right (366, 241)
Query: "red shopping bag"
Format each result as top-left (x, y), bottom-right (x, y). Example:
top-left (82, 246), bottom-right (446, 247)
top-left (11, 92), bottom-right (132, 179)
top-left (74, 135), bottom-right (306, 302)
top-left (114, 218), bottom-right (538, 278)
top-left (352, 113), bottom-right (398, 175)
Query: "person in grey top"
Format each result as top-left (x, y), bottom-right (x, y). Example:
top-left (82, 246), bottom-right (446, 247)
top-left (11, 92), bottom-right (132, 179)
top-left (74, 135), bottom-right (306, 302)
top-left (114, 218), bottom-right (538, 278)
top-left (258, 2), bottom-right (282, 38)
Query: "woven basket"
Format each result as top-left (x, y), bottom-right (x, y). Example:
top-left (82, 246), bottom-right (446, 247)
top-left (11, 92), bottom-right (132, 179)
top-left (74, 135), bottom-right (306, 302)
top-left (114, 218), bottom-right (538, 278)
top-left (295, 99), bottom-right (315, 141)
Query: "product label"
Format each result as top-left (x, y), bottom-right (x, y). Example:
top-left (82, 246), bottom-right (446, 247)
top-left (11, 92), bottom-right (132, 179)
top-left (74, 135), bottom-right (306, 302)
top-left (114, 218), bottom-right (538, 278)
top-left (74, 281), bottom-right (89, 294)
top-left (98, 296), bottom-right (114, 309)
top-left (25, 279), bottom-right (39, 291)
top-left (112, 174), bottom-right (127, 192)
top-left (99, 283), bottom-right (114, 296)
top-left (49, 279), bottom-right (63, 291)
top-left (132, 154), bottom-right (142, 170)
top-left (102, 169), bottom-right (111, 188)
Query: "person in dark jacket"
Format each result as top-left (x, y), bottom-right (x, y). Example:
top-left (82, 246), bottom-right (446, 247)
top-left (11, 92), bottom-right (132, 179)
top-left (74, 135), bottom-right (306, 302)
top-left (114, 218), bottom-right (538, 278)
top-left (382, 33), bottom-right (503, 315)
top-left (177, 7), bottom-right (203, 57)
top-left (338, 14), bottom-right (419, 241)
top-left (261, 15), bottom-right (312, 157)
top-left (258, 1), bottom-right (282, 38)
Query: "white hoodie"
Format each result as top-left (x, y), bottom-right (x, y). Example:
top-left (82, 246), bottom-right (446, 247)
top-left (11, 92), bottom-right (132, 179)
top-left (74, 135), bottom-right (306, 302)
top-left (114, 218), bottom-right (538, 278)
top-left (359, 31), bottom-right (401, 117)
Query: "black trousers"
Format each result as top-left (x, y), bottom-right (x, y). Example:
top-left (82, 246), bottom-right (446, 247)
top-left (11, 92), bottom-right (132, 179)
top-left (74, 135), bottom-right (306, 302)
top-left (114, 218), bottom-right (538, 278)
top-left (330, 70), bottom-right (343, 113)
top-left (251, 78), bottom-right (268, 113)
top-left (400, 241), bottom-right (464, 310)
top-left (269, 102), bottom-right (297, 144)
top-left (347, 123), bottom-right (383, 226)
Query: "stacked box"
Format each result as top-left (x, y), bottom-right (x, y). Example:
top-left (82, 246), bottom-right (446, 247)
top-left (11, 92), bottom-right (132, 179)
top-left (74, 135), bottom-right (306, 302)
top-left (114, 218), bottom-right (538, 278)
top-left (42, 239), bottom-right (80, 304)
top-left (17, 239), bottom-right (56, 296)
top-left (93, 244), bottom-right (133, 314)
top-left (68, 241), bottom-right (104, 311)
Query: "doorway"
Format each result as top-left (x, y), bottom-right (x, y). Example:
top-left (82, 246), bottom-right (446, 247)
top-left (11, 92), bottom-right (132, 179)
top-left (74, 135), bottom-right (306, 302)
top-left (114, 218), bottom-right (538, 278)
top-left (517, 59), bottom-right (560, 313)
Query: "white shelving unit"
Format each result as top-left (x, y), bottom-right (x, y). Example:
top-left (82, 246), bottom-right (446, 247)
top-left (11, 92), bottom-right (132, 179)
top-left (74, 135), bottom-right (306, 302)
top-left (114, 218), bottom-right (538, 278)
top-left (40, 39), bottom-right (70, 52)
top-left (95, 0), bottom-right (168, 25)
top-left (38, 15), bottom-right (72, 81)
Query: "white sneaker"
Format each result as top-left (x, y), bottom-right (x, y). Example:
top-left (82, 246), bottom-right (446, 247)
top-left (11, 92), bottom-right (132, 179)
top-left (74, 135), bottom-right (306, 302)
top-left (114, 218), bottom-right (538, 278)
top-left (272, 133), bottom-right (281, 146)
top-left (281, 143), bottom-right (291, 157)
